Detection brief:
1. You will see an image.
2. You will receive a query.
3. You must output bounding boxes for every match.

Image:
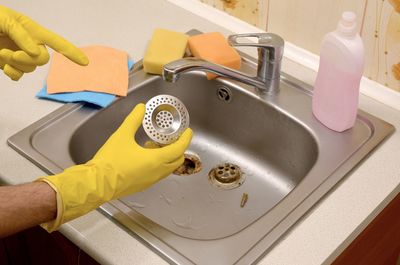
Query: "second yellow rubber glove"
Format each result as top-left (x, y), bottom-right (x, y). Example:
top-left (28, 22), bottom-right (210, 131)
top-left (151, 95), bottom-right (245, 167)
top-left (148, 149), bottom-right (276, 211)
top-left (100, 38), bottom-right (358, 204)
top-left (0, 5), bottom-right (88, 80)
top-left (37, 103), bottom-right (193, 232)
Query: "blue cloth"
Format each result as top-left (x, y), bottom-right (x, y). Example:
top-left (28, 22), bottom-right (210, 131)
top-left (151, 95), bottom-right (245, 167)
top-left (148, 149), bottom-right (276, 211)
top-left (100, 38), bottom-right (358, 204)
top-left (36, 59), bottom-right (134, 108)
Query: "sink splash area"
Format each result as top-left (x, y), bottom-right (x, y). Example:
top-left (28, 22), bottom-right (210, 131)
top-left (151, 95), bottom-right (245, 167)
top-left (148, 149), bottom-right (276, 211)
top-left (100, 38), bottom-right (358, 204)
top-left (8, 54), bottom-right (394, 264)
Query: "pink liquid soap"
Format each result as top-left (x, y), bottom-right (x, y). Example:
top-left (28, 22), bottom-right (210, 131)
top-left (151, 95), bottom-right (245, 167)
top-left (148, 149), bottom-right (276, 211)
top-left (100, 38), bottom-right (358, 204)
top-left (312, 58), bottom-right (361, 132)
top-left (312, 11), bottom-right (364, 132)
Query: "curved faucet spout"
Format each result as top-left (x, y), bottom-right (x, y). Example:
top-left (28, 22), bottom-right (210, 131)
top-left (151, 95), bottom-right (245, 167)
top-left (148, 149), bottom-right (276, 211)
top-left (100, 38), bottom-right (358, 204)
top-left (162, 33), bottom-right (284, 94)
top-left (163, 58), bottom-right (267, 90)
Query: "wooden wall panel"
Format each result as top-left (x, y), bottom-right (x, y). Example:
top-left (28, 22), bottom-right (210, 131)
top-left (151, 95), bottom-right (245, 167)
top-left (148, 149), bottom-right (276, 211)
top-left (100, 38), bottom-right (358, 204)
top-left (267, 0), bottom-right (367, 54)
top-left (199, 0), bottom-right (268, 29)
top-left (362, 0), bottom-right (400, 91)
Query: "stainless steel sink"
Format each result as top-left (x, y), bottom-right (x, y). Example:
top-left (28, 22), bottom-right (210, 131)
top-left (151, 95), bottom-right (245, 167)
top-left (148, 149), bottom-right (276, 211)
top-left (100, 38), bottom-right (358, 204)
top-left (8, 33), bottom-right (394, 264)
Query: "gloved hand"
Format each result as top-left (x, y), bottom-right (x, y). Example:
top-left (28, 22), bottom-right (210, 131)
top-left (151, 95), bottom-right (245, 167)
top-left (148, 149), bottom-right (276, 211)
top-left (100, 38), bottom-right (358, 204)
top-left (37, 103), bottom-right (193, 232)
top-left (0, 5), bottom-right (88, 81)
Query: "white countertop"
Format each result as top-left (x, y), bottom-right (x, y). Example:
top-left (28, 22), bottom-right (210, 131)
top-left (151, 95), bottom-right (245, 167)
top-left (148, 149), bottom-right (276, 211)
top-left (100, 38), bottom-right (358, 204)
top-left (0, 1), bottom-right (399, 264)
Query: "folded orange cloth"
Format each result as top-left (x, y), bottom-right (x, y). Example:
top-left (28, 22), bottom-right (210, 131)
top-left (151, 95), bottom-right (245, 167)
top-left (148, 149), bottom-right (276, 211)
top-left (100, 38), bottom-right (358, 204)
top-left (188, 32), bottom-right (241, 80)
top-left (47, 45), bottom-right (129, 96)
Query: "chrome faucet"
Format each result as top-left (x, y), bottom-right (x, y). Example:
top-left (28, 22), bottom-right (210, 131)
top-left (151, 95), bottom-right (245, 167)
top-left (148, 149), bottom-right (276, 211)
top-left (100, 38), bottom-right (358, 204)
top-left (163, 33), bottom-right (284, 94)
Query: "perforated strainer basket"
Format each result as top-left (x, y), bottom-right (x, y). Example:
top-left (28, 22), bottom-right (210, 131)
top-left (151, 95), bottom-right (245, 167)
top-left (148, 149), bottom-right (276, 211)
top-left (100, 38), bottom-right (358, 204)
top-left (142, 95), bottom-right (190, 145)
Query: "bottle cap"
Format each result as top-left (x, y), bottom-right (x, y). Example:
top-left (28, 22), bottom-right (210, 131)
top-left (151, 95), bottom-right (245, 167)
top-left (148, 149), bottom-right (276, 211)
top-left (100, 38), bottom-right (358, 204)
top-left (337, 11), bottom-right (357, 36)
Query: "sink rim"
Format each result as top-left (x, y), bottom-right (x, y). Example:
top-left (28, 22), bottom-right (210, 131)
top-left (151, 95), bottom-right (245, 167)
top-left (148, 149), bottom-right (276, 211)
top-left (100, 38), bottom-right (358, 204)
top-left (7, 48), bottom-right (395, 264)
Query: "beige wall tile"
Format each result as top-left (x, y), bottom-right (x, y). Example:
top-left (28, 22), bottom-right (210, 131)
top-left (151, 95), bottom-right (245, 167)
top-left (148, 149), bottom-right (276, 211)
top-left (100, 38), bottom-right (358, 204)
top-left (267, 0), bottom-right (366, 54)
top-left (199, 0), bottom-right (268, 29)
top-left (197, 0), bottom-right (400, 93)
top-left (362, 0), bottom-right (400, 91)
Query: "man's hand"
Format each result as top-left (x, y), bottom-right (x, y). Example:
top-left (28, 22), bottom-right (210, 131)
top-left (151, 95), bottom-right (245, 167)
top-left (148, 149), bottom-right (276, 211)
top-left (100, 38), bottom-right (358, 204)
top-left (0, 5), bottom-right (88, 80)
top-left (38, 103), bottom-right (193, 232)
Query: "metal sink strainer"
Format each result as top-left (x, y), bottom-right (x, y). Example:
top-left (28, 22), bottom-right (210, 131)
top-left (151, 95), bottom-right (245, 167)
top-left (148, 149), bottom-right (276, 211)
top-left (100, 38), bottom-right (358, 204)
top-left (142, 95), bottom-right (189, 145)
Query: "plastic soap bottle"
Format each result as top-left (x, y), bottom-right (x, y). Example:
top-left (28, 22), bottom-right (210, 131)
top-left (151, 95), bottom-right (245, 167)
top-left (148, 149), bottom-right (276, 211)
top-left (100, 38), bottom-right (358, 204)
top-left (312, 11), bottom-right (364, 132)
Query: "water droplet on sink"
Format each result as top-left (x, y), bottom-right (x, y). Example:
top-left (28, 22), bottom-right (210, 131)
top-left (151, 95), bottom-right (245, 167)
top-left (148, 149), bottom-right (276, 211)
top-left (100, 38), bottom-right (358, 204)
top-left (127, 202), bottom-right (146, 208)
top-left (172, 216), bottom-right (207, 230)
top-left (208, 194), bottom-right (225, 204)
top-left (172, 215), bottom-right (192, 229)
top-left (159, 194), bottom-right (173, 205)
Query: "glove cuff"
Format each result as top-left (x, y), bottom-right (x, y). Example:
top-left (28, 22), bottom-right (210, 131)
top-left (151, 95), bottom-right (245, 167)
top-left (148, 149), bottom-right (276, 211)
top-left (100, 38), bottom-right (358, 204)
top-left (35, 161), bottom-right (115, 232)
top-left (35, 178), bottom-right (64, 232)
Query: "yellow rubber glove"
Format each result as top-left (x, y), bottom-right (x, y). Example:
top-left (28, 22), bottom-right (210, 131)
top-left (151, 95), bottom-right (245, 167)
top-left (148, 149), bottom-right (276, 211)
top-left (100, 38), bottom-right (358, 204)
top-left (37, 103), bottom-right (193, 232)
top-left (0, 5), bottom-right (88, 81)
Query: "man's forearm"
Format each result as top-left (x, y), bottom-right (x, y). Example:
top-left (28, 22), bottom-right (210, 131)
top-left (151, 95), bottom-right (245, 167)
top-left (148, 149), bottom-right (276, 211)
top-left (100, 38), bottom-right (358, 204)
top-left (0, 182), bottom-right (56, 237)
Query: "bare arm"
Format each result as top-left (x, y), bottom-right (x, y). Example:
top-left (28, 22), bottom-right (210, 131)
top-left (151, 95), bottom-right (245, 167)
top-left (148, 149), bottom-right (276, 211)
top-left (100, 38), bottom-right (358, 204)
top-left (0, 182), bottom-right (56, 237)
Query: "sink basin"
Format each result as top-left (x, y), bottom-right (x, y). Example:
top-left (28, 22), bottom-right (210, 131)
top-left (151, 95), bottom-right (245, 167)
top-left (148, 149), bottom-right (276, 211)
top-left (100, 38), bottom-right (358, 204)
top-left (71, 67), bottom-right (319, 241)
top-left (8, 34), bottom-right (394, 264)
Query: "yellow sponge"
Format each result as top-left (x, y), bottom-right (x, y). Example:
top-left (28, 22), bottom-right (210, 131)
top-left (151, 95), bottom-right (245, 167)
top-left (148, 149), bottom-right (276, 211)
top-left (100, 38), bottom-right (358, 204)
top-left (188, 32), bottom-right (241, 80)
top-left (143, 29), bottom-right (189, 75)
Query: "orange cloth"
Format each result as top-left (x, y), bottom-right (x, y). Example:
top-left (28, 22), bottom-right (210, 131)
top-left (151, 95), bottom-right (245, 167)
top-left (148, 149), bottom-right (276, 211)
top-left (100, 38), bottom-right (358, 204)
top-left (47, 46), bottom-right (129, 96)
top-left (188, 32), bottom-right (241, 80)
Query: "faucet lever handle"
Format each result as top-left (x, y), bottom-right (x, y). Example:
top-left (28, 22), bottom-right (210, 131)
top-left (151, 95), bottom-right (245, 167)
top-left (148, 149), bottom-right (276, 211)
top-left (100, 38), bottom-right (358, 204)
top-left (228, 33), bottom-right (284, 61)
top-left (228, 33), bottom-right (284, 86)
top-left (228, 33), bottom-right (284, 47)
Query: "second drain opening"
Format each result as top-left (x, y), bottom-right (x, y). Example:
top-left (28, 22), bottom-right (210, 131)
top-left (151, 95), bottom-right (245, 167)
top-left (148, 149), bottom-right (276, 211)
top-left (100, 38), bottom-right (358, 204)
top-left (173, 152), bottom-right (202, 176)
top-left (209, 163), bottom-right (245, 189)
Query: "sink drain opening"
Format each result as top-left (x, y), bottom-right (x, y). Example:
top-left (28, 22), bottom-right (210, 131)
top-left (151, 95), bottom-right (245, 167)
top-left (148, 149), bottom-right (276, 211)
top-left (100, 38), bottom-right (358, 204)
top-left (217, 86), bottom-right (232, 103)
top-left (173, 152), bottom-right (202, 176)
top-left (209, 163), bottom-right (245, 189)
